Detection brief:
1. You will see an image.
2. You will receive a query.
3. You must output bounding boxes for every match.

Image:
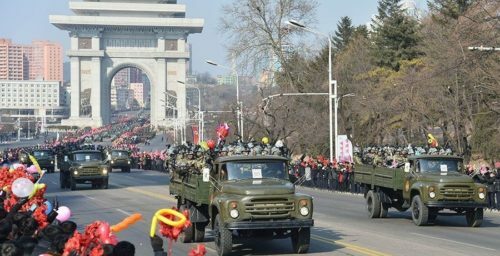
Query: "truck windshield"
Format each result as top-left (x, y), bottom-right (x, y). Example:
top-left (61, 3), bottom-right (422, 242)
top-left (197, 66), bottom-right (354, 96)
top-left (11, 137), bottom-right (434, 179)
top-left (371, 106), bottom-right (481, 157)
top-left (33, 151), bottom-right (52, 158)
top-left (225, 161), bottom-right (287, 181)
top-left (112, 151), bottom-right (128, 157)
top-left (418, 159), bottom-right (462, 174)
top-left (73, 153), bottom-right (103, 162)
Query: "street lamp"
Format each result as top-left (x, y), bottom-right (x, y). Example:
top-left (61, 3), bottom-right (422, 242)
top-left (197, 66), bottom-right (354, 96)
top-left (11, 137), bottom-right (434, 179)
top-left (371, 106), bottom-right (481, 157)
top-left (178, 80), bottom-right (204, 141)
top-left (206, 60), bottom-right (243, 140)
top-left (287, 19), bottom-right (336, 162)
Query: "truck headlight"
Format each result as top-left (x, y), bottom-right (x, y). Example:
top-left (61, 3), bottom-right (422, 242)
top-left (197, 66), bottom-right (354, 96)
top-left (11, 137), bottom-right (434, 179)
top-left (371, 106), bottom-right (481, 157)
top-left (102, 168), bottom-right (108, 175)
top-left (51, 161), bottom-right (54, 164)
top-left (429, 192), bottom-right (436, 199)
top-left (230, 209), bottom-right (239, 219)
top-left (127, 160), bottom-right (131, 164)
top-left (300, 207), bottom-right (309, 216)
top-left (111, 160), bottom-right (114, 164)
top-left (478, 187), bottom-right (486, 200)
top-left (73, 170), bottom-right (78, 175)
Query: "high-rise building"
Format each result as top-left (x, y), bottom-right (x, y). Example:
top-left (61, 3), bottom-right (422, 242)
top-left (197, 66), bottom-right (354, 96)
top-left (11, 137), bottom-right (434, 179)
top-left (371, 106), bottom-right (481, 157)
top-left (130, 83), bottom-right (145, 107)
top-left (129, 68), bottom-right (142, 83)
top-left (0, 38), bottom-right (63, 82)
top-left (0, 39), bottom-right (24, 80)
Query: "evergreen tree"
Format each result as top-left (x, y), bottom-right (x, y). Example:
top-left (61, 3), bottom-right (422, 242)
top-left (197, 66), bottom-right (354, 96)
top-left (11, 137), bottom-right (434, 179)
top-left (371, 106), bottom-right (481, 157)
top-left (353, 25), bottom-right (369, 39)
top-left (371, 0), bottom-right (422, 71)
top-left (333, 16), bottom-right (355, 51)
top-left (428, 0), bottom-right (474, 20)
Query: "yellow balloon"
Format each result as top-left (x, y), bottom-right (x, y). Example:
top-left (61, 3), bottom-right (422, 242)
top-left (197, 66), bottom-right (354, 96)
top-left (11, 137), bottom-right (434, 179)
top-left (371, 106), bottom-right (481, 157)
top-left (199, 141), bottom-right (209, 150)
top-left (29, 183), bottom-right (46, 199)
top-left (262, 137), bottom-right (269, 145)
top-left (149, 208), bottom-right (187, 238)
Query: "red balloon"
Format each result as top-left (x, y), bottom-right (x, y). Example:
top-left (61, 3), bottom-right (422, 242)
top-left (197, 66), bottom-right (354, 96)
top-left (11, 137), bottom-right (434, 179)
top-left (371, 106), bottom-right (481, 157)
top-left (207, 140), bottom-right (216, 150)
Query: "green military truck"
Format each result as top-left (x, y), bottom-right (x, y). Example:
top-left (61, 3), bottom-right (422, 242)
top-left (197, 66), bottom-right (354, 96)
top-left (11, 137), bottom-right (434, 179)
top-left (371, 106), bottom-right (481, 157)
top-left (59, 150), bottom-right (110, 190)
top-left (19, 149), bottom-right (55, 173)
top-left (105, 149), bottom-right (132, 172)
top-left (170, 155), bottom-right (314, 255)
top-left (355, 155), bottom-right (488, 227)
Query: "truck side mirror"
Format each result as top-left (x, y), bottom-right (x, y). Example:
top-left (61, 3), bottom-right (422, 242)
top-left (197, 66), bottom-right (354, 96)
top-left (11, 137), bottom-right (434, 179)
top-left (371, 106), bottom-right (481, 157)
top-left (404, 163), bottom-right (410, 173)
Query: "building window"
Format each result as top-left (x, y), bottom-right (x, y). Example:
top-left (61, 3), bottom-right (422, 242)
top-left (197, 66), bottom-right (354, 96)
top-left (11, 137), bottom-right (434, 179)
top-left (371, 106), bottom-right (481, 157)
top-left (78, 38), bottom-right (92, 49)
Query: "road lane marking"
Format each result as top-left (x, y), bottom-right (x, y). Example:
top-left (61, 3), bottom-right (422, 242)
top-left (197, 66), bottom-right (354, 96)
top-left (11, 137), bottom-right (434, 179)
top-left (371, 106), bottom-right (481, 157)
top-left (312, 234), bottom-right (391, 256)
top-left (121, 186), bottom-right (177, 203)
top-left (410, 232), bottom-right (497, 251)
top-left (116, 208), bottom-right (132, 216)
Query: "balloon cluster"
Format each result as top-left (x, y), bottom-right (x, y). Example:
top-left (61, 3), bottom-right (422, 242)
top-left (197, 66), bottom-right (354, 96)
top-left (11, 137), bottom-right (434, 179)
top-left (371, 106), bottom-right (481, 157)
top-left (216, 123), bottom-right (230, 141)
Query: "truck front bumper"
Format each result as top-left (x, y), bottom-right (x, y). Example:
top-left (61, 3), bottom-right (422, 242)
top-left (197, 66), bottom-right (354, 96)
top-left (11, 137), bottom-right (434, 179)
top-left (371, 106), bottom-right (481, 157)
top-left (225, 219), bottom-right (314, 230)
top-left (426, 201), bottom-right (488, 208)
top-left (73, 176), bottom-right (107, 181)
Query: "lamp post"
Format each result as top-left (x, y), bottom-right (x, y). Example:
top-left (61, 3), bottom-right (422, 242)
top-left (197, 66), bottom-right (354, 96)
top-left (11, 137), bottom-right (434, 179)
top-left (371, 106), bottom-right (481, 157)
top-left (178, 80), bottom-right (204, 141)
top-left (287, 19), bottom-right (336, 162)
top-left (206, 60), bottom-right (243, 140)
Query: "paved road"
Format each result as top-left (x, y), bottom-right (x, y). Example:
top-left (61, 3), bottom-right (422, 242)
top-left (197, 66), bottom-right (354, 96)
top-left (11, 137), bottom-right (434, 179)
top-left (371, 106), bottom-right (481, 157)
top-left (39, 169), bottom-right (500, 256)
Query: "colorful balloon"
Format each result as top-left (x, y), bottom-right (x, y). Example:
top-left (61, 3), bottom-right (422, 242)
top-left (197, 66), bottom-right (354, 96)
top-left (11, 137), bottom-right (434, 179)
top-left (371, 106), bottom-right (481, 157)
top-left (262, 137), bottom-right (269, 145)
top-left (207, 140), bottom-right (216, 150)
top-left (56, 206), bottom-right (71, 222)
top-left (11, 178), bottom-right (34, 198)
top-left (44, 201), bottom-right (53, 215)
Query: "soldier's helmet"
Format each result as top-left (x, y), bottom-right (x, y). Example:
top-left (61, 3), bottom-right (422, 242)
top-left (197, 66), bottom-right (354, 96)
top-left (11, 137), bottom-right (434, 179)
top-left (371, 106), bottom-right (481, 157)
top-left (271, 147), bottom-right (282, 156)
top-left (252, 145), bottom-right (263, 155)
top-left (275, 140), bottom-right (284, 148)
top-left (261, 147), bottom-right (270, 155)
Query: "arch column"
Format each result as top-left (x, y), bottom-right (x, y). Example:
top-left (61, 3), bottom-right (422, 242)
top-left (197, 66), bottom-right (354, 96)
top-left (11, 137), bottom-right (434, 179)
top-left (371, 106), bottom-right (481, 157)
top-left (69, 56), bottom-right (81, 119)
top-left (90, 56), bottom-right (103, 126)
top-left (152, 59), bottom-right (167, 128)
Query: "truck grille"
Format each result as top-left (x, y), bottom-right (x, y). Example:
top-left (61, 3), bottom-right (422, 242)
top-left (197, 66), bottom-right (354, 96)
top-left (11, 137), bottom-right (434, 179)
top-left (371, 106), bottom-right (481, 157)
top-left (80, 167), bottom-right (100, 176)
top-left (244, 198), bottom-right (294, 217)
top-left (439, 185), bottom-right (474, 200)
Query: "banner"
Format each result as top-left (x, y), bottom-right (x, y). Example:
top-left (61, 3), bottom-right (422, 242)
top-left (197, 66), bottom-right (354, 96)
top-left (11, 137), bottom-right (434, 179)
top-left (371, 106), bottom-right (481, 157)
top-left (337, 135), bottom-right (353, 163)
top-left (191, 125), bottom-right (199, 145)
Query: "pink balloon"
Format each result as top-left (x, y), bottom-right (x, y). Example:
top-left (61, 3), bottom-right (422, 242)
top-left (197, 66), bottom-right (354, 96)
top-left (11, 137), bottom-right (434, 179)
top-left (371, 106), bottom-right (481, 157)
top-left (56, 206), bottom-right (71, 222)
top-left (98, 223), bottom-right (110, 240)
top-left (27, 165), bottom-right (38, 174)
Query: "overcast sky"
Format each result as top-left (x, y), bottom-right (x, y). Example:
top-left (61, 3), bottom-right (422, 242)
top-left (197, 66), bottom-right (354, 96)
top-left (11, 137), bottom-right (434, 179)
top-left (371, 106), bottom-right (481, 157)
top-left (0, 0), bottom-right (426, 76)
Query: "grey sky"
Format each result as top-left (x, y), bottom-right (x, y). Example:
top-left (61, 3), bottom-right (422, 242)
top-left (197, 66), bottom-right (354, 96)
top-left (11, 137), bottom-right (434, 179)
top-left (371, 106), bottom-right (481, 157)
top-left (0, 0), bottom-right (426, 76)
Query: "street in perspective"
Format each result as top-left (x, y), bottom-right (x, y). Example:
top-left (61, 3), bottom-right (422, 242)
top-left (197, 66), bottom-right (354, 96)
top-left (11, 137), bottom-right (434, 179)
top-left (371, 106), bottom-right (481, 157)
top-left (0, 0), bottom-right (498, 256)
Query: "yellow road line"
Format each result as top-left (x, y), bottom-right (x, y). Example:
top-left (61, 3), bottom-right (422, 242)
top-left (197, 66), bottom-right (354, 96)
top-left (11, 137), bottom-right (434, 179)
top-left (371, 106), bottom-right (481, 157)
top-left (312, 234), bottom-right (391, 256)
top-left (115, 183), bottom-right (389, 256)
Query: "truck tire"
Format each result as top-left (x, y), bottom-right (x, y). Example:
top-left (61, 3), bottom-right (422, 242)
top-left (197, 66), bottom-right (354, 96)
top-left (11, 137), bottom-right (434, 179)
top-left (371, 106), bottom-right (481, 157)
top-left (59, 173), bottom-right (66, 189)
top-left (465, 208), bottom-right (483, 227)
top-left (194, 223), bottom-right (206, 242)
top-left (380, 202), bottom-right (389, 218)
top-left (70, 178), bottom-right (76, 191)
top-left (214, 214), bottom-right (232, 256)
top-left (179, 205), bottom-right (194, 243)
top-left (366, 190), bottom-right (381, 218)
top-left (291, 227), bottom-right (310, 254)
top-left (411, 195), bottom-right (428, 226)
top-left (102, 179), bottom-right (109, 189)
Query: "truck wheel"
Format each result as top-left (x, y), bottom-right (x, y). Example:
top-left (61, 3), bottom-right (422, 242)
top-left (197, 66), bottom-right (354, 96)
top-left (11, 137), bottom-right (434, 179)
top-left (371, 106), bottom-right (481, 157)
top-left (380, 202), bottom-right (389, 218)
top-left (70, 178), bottom-right (76, 191)
top-left (194, 223), bottom-right (206, 242)
top-left (291, 227), bottom-right (310, 254)
top-left (102, 179), bottom-right (109, 189)
top-left (465, 208), bottom-right (483, 227)
top-left (366, 190), bottom-right (381, 218)
top-left (411, 195), bottom-right (428, 226)
top-left (179, 205), bottom-right (194, 243)
top-left (214, 214), bottom-right (232, 256)
top-left (60, 173), bottom-right (67, 189)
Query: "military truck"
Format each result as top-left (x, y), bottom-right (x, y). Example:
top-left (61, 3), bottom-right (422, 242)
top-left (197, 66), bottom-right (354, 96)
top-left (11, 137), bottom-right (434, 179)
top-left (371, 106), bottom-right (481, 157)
top-left (355, 155), bottom-right (488, 227)
top-left (59, 150), bottom-right (110, 190)
top-left (105, 149), bottom-right (132, 172)
top-left (170, 155), bottom-right (314, 255)
top-left (19, 149), bottom-right (55, 173)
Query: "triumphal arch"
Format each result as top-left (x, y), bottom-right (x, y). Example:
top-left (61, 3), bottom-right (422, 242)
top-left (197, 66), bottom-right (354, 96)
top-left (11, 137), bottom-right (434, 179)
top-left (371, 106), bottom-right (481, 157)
top-left (50, 0), bottom-right (203, 128)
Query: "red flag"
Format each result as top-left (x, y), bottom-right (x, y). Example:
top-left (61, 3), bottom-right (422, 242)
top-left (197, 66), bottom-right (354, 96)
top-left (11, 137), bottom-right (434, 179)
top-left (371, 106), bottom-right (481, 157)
top-left (192, 125), bottom-right (199, 145)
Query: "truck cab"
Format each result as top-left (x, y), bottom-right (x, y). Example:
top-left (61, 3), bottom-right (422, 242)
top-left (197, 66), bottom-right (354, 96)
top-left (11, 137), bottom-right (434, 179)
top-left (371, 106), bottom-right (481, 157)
top-left (19, 149), bottom-right (55, 173)
top-left (59, 150), bottom-right (110, 190)
top-left (105, 149), bottom-right (132, 172)
top-left (171, 155), bottom-right (314, 255)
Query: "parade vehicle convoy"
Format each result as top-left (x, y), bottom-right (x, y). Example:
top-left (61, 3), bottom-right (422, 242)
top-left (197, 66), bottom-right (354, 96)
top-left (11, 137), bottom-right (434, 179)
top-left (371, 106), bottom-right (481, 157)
top-left (59, 150), bottom-right (110, 190)
top-left (19, 149), bottom-right (56, 173)
top-left (355, 155), bottom-right (488, 227)
top-left (105, 149), bottom-right (132, 172)
top-left (170, 155), bottom-right (314, 255)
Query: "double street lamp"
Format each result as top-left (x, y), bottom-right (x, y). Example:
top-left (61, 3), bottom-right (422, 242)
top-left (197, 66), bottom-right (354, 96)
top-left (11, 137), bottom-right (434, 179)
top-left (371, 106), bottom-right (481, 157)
top-left (287, 19), bottom-right (336, 162)
top-left (178, 80), bottom-right (204, 141)
top-left (206, 60), bottom-right (244, 140)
